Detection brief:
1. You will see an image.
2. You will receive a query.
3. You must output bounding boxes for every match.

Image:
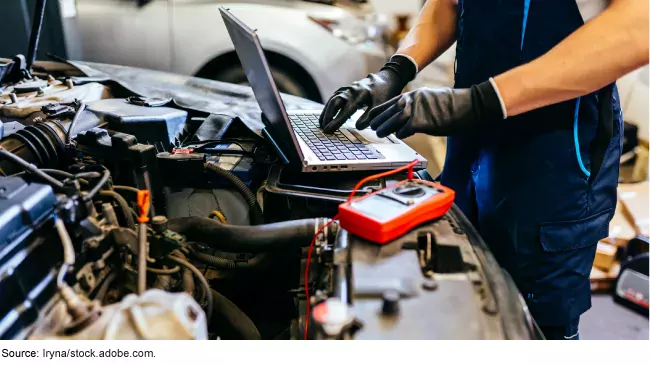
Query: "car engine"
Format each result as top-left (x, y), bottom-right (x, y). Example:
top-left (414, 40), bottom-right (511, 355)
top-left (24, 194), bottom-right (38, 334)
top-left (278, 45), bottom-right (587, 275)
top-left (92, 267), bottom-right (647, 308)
top-left (0, 51), bottom-right (539, 341)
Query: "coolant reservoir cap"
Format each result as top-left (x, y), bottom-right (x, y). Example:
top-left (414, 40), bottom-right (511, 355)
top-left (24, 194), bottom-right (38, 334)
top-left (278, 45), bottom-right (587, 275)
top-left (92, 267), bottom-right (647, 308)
top-left (312, 298), bottom-right (355, 337)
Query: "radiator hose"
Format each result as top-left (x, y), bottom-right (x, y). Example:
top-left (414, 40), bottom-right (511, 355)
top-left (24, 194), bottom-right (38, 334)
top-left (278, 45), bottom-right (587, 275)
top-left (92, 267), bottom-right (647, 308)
top-left (167, 217), bottom-right (332, 253)
top-left (190, 251), bottom-right (265, 269)
top-left (210, 289), bottom-right (261, 340)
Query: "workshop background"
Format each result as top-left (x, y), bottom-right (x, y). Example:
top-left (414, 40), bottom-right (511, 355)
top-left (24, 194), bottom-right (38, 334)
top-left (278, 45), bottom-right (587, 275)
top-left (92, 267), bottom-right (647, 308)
top-left (1, 0), bottom-right (647, 340)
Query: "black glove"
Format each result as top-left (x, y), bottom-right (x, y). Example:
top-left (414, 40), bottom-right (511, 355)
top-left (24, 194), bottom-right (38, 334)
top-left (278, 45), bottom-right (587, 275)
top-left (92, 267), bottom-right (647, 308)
top-left (367, 80), bottom-right (505, 139)
top-left (319, 55), bottom-right (417, 134)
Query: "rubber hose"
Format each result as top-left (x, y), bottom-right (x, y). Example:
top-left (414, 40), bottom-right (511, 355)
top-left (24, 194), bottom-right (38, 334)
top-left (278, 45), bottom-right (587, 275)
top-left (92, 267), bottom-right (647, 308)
top-left (167, 217), bottom-right (327, 253)
top-left (182, 267), bottom-right (195, 295)
top-left (210, 289), bottom-right (261, 340)
top-left (99, 190), bottom-right (136, 229)
top-left (152, 268), bottom-right (173, 291)
top-left (191, 251), bottom-right (265, 269)
top-left (204, 161), bottom-right (264, 225)
top-left (0, 148), bottom-right (64, 188)
top-left (147, 266), bottom-right (180, 275)
top-left (84, 168), bottom-right (110, 202)
top-left (167, 255), bottom-right (213, 323)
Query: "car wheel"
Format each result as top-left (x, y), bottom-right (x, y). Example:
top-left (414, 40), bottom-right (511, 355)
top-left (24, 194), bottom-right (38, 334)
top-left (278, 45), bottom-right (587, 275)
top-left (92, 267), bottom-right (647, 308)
top-left (212, 65), bottom-right (310, 100)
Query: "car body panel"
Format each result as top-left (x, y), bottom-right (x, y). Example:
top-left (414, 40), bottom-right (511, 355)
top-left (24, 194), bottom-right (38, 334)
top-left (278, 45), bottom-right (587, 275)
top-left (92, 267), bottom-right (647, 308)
top-left (74, 0), bottom-right (389, 102)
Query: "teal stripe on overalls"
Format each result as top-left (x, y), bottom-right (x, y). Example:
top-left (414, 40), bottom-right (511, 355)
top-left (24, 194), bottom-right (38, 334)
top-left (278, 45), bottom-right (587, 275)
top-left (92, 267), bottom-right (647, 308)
top-left (521, 0), bottom-right (589, 178)
top-left (574, 97), bottom-right (591, 177)
top-left (521, 0), bottom-right (531, 50)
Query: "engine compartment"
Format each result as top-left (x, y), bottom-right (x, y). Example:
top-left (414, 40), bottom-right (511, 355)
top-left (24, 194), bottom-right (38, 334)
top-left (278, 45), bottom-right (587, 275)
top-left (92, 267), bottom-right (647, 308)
top-left (0, 58), bottom-right (538, 340)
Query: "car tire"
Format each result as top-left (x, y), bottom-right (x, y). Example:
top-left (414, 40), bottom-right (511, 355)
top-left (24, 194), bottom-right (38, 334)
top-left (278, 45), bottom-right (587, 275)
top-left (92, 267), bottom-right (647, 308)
top-left (212, 64), bottom-right (310, 100)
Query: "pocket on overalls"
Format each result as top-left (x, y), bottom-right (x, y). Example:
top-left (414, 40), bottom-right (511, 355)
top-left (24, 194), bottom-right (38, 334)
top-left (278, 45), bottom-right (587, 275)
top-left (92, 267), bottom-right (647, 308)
top-left (529, 208), bottom-right (613, 325)
top-left (539, 208), bottom-right (612, 253)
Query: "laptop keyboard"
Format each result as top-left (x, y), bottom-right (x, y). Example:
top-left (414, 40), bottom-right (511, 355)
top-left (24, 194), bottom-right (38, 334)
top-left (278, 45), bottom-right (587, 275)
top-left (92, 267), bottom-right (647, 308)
top-left (289, 114), bottom-right (379, 161)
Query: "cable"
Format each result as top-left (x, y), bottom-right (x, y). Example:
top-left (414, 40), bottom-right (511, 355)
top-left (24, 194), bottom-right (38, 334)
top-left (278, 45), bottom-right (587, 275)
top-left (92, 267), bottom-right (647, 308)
top-left (209, 210), bottom-right (227, 224)
top-left (347, 159), bottom-right (419, 202)
top-left (167, 255), bottom-right (214, 323)
top-left (0, 147), bottom-right (64, 189)
top-left (303, 215), bottom-right (338, 340)
top-left (303, 159), bottom-right (419, 340)
top-left (204, 161), bottom-right (264, 225)
top-left (54, 215), bottom-right (75, 288)
top-left (66, 101), bottom-right (86, 145)
top-left (83, 167), bottom-right (110, 202)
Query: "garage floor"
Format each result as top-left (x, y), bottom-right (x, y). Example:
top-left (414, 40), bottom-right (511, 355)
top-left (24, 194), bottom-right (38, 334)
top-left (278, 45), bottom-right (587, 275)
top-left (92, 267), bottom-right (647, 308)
top-left (581, 294), bottom-right (649, 340)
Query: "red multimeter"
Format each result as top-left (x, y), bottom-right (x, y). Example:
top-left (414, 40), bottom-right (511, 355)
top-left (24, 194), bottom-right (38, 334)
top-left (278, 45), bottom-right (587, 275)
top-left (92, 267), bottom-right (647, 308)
top-left (338, 180), bottom-right (455, 244)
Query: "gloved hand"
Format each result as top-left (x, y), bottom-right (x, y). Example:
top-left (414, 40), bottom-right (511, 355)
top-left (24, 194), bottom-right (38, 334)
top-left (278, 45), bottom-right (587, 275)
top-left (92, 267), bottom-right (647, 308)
top-left (367, 80), bottom-right (506, 139)
top-left (319, 55), bottom-right (417, 134)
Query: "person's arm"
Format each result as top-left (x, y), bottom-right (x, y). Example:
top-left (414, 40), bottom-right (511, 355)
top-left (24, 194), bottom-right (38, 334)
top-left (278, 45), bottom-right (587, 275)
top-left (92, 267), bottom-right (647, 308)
top-left (495, 0), bottom-right (649, 117)
top-left (396, 0), bottom-right (458, 71)
top-left (366, 0), bottom-right (649, 139)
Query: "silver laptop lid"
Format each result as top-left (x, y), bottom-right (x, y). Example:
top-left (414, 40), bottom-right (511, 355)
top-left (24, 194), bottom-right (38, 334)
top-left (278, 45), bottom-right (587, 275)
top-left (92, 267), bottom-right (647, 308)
top-left (219, 7), bottom-right (305, 164)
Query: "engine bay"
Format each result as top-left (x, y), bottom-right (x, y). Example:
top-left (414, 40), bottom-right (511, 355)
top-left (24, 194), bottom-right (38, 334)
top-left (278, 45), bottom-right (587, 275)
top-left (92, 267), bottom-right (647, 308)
top-left (0, 57), bottom-right (538, 340)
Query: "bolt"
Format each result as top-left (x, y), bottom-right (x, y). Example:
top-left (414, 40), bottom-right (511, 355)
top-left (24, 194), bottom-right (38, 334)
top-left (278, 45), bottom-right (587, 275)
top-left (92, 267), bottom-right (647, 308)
top-left (381, 290), bottom-right (400, 316)
top-left (422, 278), bottom-right (439, 291)
top-left (9, 93), bottom-right (18, 104)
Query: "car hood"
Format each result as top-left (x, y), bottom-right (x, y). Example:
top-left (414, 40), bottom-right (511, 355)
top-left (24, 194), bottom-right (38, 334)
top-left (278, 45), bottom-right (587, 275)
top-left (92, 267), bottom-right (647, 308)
top-left (70, 60), bottom-right (322, 136)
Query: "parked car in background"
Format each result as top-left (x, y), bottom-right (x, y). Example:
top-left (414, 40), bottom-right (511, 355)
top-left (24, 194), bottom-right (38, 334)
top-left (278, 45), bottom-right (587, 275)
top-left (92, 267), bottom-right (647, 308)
top-left (73, 0), bottom-right (392, 102)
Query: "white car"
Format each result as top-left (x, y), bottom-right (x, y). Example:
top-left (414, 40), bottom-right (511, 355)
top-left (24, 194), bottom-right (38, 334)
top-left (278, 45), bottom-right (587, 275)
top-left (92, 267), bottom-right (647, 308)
top-left (72, 0), bottom-right (391, 102)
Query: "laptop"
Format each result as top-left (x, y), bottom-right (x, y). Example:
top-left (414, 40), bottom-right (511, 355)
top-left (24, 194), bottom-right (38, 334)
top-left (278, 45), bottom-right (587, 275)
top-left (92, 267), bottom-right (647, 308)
top-left (219, 7), bottom-right (427, 173)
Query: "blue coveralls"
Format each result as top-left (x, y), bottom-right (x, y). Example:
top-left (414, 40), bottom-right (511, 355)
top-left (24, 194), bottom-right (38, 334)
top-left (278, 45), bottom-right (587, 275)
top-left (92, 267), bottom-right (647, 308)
top-left (441, 0), bottom-right (623, 339)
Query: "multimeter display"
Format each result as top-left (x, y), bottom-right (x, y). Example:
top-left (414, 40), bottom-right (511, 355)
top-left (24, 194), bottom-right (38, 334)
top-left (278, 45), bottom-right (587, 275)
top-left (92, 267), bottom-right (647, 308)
top-left (338, 180), bottom-right (455, 244)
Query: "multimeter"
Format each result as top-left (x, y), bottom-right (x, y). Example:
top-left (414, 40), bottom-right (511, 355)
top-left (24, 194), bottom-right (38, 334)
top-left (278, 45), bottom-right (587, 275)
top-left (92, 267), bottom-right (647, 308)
top-left (338, 180), bottom-right (455, 244)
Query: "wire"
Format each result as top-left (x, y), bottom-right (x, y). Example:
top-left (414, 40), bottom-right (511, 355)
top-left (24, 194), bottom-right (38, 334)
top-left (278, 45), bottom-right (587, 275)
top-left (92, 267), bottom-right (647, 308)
top-left (303, 216), bottom-right (339, 340)
top-left (54, 215), bottom-right (75, 288)
top-left (0, 148), bottom-right (65, 189)
top-left (167, 255), bottom-right (214, 323)
top-left (209, 210), bottom-right (227, 224)
top-left (66, 101), bottom-right (86, 145)
top-left (347, 159), bottom-right (419, 202)
top-left (303, 159), bottom-right (420, 340)
top-left (83, 167), bottom-right (110, 202)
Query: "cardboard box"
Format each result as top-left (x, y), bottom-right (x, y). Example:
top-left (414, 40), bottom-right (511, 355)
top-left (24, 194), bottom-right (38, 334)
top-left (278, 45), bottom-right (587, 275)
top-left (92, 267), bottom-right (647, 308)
top-left (602, 182), bottom-right (649, 247)
top-left (593, 242), bottom-right (618, 271)
top-left (590, 262), bottom-right (621, 293)
top-left (616, 182), bottom-right (649, 237)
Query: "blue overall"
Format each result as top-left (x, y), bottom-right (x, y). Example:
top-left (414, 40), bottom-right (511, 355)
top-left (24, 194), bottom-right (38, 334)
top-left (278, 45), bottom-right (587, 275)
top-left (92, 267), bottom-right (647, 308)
top-left (441, 0), bottom-right (623, 339)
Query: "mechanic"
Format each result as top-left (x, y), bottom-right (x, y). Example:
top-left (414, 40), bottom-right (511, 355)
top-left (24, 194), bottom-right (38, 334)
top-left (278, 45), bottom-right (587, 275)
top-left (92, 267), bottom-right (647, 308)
top-left (319, 0), bottom-right (649, 340)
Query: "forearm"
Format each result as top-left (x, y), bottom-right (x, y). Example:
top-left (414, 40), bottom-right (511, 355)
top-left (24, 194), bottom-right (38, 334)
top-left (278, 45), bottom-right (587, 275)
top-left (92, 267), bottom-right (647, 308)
top-left (396, 0), bottom-right (458, 71)
top-left (494, 0), bottom-right (649, 117)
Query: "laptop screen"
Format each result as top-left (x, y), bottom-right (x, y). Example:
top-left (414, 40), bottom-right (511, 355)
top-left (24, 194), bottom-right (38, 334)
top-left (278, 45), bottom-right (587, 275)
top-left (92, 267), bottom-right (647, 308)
top-left (220, 8), bottom-right (304, 164)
